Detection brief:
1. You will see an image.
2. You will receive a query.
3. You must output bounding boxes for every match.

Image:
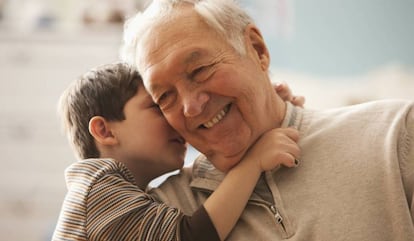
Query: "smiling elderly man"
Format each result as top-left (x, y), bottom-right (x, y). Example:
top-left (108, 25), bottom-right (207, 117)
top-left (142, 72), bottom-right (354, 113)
top-left (121, 0), bottom-right (414, 240)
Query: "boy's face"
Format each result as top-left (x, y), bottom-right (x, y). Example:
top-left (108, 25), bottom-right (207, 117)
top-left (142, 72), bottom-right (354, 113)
top-left (111, 86), bottom-right (187, 179)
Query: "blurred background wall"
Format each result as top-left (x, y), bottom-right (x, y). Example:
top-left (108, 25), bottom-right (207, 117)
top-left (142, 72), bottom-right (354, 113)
top-left (0, 0), bottom-right (413, 240)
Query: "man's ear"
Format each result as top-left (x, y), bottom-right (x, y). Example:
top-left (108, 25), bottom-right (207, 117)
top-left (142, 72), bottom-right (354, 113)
top-left (244, 24), bottom-right (270, 71)
top-left (89, 116), bottom-right (118, 146)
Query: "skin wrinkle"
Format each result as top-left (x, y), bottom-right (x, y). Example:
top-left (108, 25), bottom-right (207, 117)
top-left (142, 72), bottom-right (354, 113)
top-left (139, 6), bottom-right (233, 80)
top-left (136, 6), bottom-right (286, 171)
top-left (140, 5), bottom-right (201, 61)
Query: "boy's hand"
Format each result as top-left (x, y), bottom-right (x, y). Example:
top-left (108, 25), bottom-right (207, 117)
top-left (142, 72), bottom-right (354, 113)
top-left (245, 127), bottom-right (301, 172)
top-left (275, 82), bottom-right (305, 107)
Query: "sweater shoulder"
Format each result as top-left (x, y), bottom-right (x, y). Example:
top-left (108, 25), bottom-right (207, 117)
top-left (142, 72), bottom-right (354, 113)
top-left (299, 99), bottom-right (414, 138)
top-left (149, 166), bottom-right (200, 214)
top-left (303, 99), bottom-right (413, 123)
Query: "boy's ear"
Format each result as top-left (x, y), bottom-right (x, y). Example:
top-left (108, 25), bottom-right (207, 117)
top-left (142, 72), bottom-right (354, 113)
top-left (89, 116), bottom-right (118, 146)
top-left (244, 24), bottom-right (270, 71)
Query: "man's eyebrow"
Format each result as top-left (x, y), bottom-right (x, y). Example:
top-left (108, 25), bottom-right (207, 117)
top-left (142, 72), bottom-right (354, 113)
top-left (146, 50), bottom-right (205, 96)
top-left (184, 50), bottom-right (202, 64)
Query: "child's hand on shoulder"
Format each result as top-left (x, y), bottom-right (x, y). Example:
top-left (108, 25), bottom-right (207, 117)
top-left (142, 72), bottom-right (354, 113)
top-left (274, 82), bottom-right (305, 107)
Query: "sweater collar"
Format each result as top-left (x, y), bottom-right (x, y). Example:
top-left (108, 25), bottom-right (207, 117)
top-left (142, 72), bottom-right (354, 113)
top-left (281, 101), bottom-right (303, 129)
top-left (190, 102), bottom-right (304, 192)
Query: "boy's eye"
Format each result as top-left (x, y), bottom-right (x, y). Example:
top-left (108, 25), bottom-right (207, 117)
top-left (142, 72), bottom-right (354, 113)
top-left (153, 105), bottom-right (163, 114)
top-left (151, 103), bottom-right (161, 110)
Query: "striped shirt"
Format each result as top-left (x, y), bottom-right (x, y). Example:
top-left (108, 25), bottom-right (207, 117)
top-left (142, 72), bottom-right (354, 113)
top-left (52, 158), bottom-right (218, 241)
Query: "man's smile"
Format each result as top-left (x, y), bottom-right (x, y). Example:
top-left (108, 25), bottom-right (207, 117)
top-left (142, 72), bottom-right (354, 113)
top-left (202, 104), bottom-right (231, 129)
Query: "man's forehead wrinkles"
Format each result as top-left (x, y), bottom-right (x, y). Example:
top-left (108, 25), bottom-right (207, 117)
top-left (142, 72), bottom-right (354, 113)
top-left (141, 50), bottom-right (173, 86)
top-left (142, 48), bottom-right (205, 98)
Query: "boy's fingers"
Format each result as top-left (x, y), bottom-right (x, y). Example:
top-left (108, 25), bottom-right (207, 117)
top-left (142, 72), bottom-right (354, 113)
top-left (278, 152), bottom-right (299, 168)
top-left (277, 127), bottom-right (300, 142)
top-left (274, 82), bottom-right (292, 99)
top-left (292, 96), bottom-right (305, 107)
top-left (274, 82), bottom-right (306, 108)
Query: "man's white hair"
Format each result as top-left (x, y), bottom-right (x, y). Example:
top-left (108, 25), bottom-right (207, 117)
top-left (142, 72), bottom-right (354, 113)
top-left (120, 0), bottom-right (254, 66)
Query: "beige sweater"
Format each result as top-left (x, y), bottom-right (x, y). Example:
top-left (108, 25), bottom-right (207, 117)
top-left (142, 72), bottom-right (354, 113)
top-left (151, 99), bottom-right (414, 241)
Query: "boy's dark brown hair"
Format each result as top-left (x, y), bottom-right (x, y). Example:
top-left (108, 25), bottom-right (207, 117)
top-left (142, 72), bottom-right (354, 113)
top-left (58, 62), bottom-right (141, 159)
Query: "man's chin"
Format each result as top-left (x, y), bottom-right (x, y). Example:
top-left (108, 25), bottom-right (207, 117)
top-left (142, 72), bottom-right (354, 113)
top-left (209, 150), bottom-right (247, 173)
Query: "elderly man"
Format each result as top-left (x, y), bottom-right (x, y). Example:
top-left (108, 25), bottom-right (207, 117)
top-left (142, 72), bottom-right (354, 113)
top-left (121, 0), bottom-right (414, 240)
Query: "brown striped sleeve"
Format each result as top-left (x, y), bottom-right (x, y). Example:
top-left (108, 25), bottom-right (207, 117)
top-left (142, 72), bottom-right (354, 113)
top-left (86, 173), bottom-right (183, 240)
top-left (52, 159), bottom-right (184, 241)
top-left (53, 159), bottom-right (220, 241)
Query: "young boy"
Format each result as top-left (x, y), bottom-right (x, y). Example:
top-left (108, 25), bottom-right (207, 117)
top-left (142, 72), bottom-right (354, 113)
top-left (52, 62), bottom-right (301, 241)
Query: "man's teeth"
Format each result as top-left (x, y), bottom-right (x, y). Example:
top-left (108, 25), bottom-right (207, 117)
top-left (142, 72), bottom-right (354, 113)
top-left (203, 108), bottom-right (228, 129)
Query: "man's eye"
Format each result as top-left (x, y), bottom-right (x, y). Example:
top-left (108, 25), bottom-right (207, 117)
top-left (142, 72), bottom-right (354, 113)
top-left (191, 66), bottom-right (205, 78)
top-left (157, 93), bottom-right (168, 104)
top-left (157, 91), bottom-right (174, 109)
top-left (190, 64), bottom-right (214, 82)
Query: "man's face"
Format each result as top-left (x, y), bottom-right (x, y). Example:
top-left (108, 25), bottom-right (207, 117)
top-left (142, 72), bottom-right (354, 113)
top-left (137, 8), bottom-right (283, 172)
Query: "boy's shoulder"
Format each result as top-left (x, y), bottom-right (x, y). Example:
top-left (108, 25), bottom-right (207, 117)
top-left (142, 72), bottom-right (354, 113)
top-left (64, 158), bottom-right (137, 189)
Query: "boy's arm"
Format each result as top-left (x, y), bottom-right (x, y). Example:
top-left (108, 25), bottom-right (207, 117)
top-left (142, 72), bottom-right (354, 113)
top-left (202, 127), bottom-right (300, 240)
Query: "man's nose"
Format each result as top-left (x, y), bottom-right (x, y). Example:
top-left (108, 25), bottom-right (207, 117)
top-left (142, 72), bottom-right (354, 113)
top-left (182, 91), bottom-right (209, 117)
